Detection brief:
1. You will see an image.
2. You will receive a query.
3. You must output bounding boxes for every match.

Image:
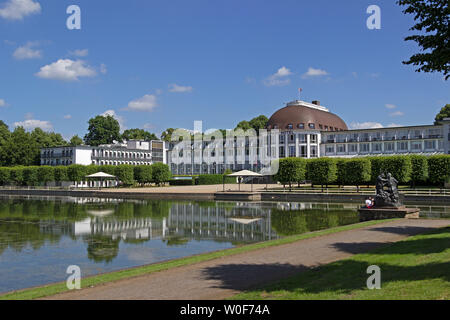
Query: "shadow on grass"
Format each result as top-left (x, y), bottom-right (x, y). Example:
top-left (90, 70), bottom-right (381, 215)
top-left (201, 227), bottom-right (450, 296)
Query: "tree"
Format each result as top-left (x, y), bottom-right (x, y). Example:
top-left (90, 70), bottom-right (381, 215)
top-left (4, 127), bottom-right (37, 166)
top-left (249, 115), bottom-right (269, 131)
top-left (69, 135), bottom-right (84, 146)
top-left (236, 120), bottom-right (251, 131)
top-left (161, 128), bottom-right (176, 142)
top-left (306, 158), bottom-right (337, 191)
top-left (84, 115), bottom-right (121, 146)
top-left (0, 121), bottom-right (11, 166)
top-left (397, 0), bottom-right (450, 79)
top-left (122, 128), bottom-right (158, 141)
top-left (134, 165), bottom-right (153, 185)
top-left (152, 163), bottom-right (171, 186)
top-left (435, 104), bottom-right (450, 122)
top-left (273, 158), bottom-right (306, 190)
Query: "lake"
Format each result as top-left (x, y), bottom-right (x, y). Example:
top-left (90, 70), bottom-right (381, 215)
top-left (0, 195), bottom-right (448, 293)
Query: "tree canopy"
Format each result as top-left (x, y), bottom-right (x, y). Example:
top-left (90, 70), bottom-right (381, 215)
top-left (122, 128), bottom-right (158, 141)
top-left (84, 115), bottom-right (121, 146)
top-left (397, 0), bottom-right (450, 79)
top-left (69, 135), bottom-right (84, 146)
top-left (435, 104), bottom-right (450, 122)
top-left (236, 115), bottom-right (268, 132)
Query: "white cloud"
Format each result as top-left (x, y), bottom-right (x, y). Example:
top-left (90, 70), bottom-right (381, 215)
top-left (125, 94), bottom-right (157, 112)
top-left (101, 109), bottom-right (125, 131)
top-left (168, 83), bottom-right (193, 93)
top-left (13, 41), bottom-right (41, 60)
top-left (63, 114), bottom-right (72, 119)
top-left (100, 63), bottom-right (107, 74)
top-left (302, 67), bottom-right (329, 78)
top-left (14, 119), bottom-right (52, 131)
top-left (143, 123), bottom-right (155, 130)
top-left (385, 104), bottom-right (397, 109)
top-left (0, 0), bottom-right (41, 20)
top-left (0, 99), bottom-right (6, 107)
top-left (35, 59), bottom-right (97, 81)
top-left (69, 49), bottom-right (88, 57)
top-left (389, 111), bottom-right (404, 117)
top-left (349, 122), bottom-right (384, 129)
top-left (264, 66), bottom-right (292, 87)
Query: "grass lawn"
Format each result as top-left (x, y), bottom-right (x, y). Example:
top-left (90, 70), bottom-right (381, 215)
top-left (230, 226), bottom-right (450, 300)
top-left (0, 219), bottom-right (393, 300)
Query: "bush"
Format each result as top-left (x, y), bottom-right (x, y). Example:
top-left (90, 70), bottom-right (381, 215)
top-left (0, 167), bottom-right (11, 186)
top-left (134, 165), bottom-right (153, 185)
top-left (369, 156), bottom-right (412, 184)
top-left (197, 174), bottom-right (236, 185)
top-left (336, 159), bottom-right (348, 186)
top-left (114, 165), bottom-right (135, 186)
top-left (169, 179), bottom-right (195, 186)
top-left (9, 166), bottom-right (24, 186)
top-left (151, 163), bottom-right (172, 186)
top-left (410, 155), bottom-right (428, 187)
top-left (274, 158), bottom-right (306, 189)
top-left (428, 155), bottom-right (450, 186)
top-left (99, 165), bottom-right (116, 175)
top-left (67, 165), bottom-right (87, 183)
top-left (54, 166), bottom-right (68, 182)
top-left (37, 166), bottom-right (54, 185)
top-left (344, 158), bottom-right (371, 188)
top-left (306, 158), bottom-right (337, 188)
top-left (23, 166), bottom-right (39, 186)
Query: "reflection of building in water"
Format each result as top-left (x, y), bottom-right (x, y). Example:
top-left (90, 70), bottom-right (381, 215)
top-left (167, 202), bottom-right (277, 243)
top-left (275, 202), bottom-right (359, 211)
top-left (40, 217), bottom-right (167, 241)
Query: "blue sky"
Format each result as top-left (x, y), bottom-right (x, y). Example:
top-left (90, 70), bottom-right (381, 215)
top-left (0, 0), bottom-right (448, 139)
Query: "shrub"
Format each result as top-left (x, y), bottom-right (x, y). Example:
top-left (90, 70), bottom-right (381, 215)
top-left (306, 158), bottom-right (337, 189)
top-left (114, 165), bottom-right (135, 186)
top-left (0, 167), bottom-right (11, 186)
top-left (169, 179), bottom-right (195, 186)
top-left (151, 163), bottom-right (172, 186)
top-left (344, 158), bottom-right (371, 189)
top-left (134, 165), bottom-right (153, 185)
top-left (54, 166), bottom-right (68, 182)
top-left (99, 165), bottom-right (116, 175)
top-left (9, 166), bottom-right (24, 186)
top-left (410, 155), bottom-right (428, 187)
top-left (67, 165), bottom-right (87, 183)
top-left (274, 158), bottom-right (306, 189)
top-left (23, 166), bottom-right (39, 186)
top-left (428, 155), bottom-right (450, 186)
top-left (336, 159), bottom-right (348, 186)
top-left (369, 156), bottom-right (412, 184)
top-left (37, 166), bottom-right (54, 185)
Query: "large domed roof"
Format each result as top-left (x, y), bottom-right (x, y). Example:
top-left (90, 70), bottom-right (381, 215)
top-left (266, 101), bottom-right (348, 131)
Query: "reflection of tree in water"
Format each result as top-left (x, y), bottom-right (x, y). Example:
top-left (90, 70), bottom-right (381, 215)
top-left (84, 235), bottom-right (120, 263)
top-left (271, 209), bottom-right (359, 236)
top-left (0, 219), bottom-right (61, 255)
top-left (163, 236), bottom-right (189, 247)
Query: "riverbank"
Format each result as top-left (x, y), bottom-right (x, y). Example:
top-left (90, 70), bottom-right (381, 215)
top-left (0, 219), bottom-right (395, 300)
top-left (0, 185), bottom-right (449, 203)
top-left (232, 225), bottom-right (450, 300)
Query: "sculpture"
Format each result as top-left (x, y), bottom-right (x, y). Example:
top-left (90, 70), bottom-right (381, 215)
top-left (374, 172), bottom-right (401, 208)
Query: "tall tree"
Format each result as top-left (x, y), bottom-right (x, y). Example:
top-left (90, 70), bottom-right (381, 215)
top-left (84, 115), bottom-right (121, 146)
top-left (69, 135), bottom-right (84, 146)
top-left (0, 121), bottom-right (11, 166)
top-left (249, 115), bottom-right (269, 131)
top-left (397, 0), bottom-right (450, 79)
top-left (122, 128), bottom-right (158, 141)
top-left (5, 127), bottom-right (37, 166)
top-left (435, 104), bottom-right (450, 122)
top-left (161, 128), bottom-right (176, 142)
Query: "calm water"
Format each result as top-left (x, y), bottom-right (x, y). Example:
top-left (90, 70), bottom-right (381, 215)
top-left (0, 196), bottom-right (448, 293)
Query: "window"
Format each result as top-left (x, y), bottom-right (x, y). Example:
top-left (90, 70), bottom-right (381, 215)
top-left (337, 144), bottom-right (346, 153)
top-left (411, 141), bottom-right (422, 151)
top-left (287, 124), bottom-right (293, 129)
top-left (310, 134), bottom-right (317, 143)
top-left (300, 146), bottom-right (307, 157)
top-left (298, 134), bottom-right (307, 143)
top-left (425, 140), bottom-right (436, 150)
top-left (324, 126), bottom-right (329, 131)
top-left (298, 123), bottom-right (304, 129)
top-left (326, 145), bottom-right (335, 155)
top-left (373, 143), bottom-right (382, 152)
top-left (279, 146), bottom-right (285, 158)
top-left (310, 146), bottom-right (318, 157)
top-left (397, 141), bottom-right (408, 151)
top-left (361, 143), bottom-right (370, 152)
top-left (279, 135), bottom-right (285, 143)
top-left (384, 142), bottom-right (394, 152)
top-left (289, 146), bottom-right (296, 157)
top-left (308, 123), bottom-right (315, 129)
top-left (319, 124), bottom-right (323, 130)
top-left (289, 134), bottom-right (295, 142)
top-left (349, 144), bottom-right (358, 153)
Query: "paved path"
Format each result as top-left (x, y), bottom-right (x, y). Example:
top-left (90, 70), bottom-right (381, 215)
top-left (44, 219), bottom-right (449, 300)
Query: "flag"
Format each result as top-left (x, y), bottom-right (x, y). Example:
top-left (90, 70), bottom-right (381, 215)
top-left (298, 88), bottom-right (302, 92)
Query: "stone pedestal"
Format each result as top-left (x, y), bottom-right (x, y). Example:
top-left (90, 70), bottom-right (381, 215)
top-left (358, 206), bottom-right (420, 221)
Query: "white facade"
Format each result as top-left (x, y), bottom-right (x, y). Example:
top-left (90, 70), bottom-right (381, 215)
top-left (41, 140), bottom-right (167, 166)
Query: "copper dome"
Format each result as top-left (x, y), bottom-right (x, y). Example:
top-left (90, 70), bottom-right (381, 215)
top-left (266, 103), bottom-right (348, 131)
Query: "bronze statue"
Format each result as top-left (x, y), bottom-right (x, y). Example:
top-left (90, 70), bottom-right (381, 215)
top-left (374, 171), bottom-right (401, 208)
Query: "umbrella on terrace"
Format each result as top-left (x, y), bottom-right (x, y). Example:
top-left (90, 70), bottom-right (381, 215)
top-left (85, 172), bottom-right (117, 189)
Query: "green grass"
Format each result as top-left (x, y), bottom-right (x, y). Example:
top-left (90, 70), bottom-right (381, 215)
top-left (0, 219), bottom-right (394, 300)
top-left (231, 226), bottom-right (450, 300)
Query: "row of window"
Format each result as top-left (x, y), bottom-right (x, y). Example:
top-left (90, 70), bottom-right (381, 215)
top-left (93, 149), bottom-right (152, 160)
top-left (272, 123), bottom-right (344, 131)
top-left (93, 160), bottom-right (153, 166)
top-left (325, 128), bottom-right (443, 143)
top-left (325, 140), bottom-right (442, 154)
top-left (280, 134), bottom-right (318, 144)
top-left (279, 145), bottom-right (318, 158)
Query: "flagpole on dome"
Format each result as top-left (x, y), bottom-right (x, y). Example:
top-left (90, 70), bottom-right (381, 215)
top-left (298, 88), bottom-right (302, 101)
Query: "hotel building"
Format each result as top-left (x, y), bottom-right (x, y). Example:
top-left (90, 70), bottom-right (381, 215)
top-left (168, 100), bottom-right (450, 175)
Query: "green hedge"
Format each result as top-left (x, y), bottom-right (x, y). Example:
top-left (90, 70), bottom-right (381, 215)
top-left (134, 165), bottom-right (153, 185)
top-left (152, 163), bottom-right (172, 186)
top-left (410, 155), bottom-right (428, 186)
top-left (169, 179), bottom-right (195, 186)
top-left (306, 158), bottom-right (337, 187)
top-left (274, 158), bottom-right (306, 189)
top-left (427, 155), bottom-right (450, 185)
top-left (369, 156), bottom-right (412, 184)
top-left (114, 165), bottom-right (135, 186)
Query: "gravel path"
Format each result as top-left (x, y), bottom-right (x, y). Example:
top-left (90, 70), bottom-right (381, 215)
top-left (43, 219), bottom-right (449, 300)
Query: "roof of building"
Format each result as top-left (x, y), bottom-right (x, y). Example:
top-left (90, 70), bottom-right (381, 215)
top-left (266, 101), bottom-right (348, 131)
